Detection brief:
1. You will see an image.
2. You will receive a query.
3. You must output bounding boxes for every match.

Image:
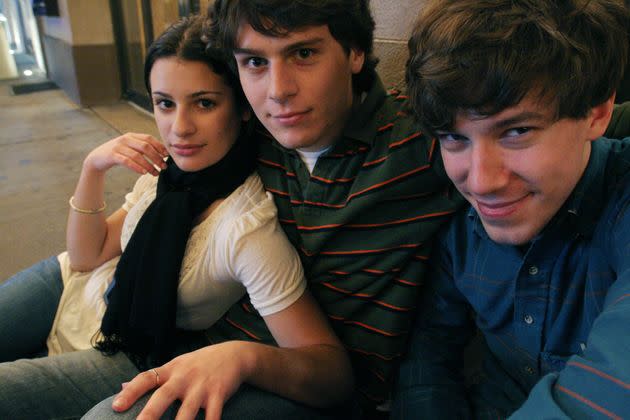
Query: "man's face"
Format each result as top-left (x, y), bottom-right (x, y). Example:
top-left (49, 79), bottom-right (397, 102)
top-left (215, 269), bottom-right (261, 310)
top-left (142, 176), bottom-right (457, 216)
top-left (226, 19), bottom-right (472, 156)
top-left (234, 24), bottom-right (365, 151)
top-left (437, 96), bottom-right (612, 245)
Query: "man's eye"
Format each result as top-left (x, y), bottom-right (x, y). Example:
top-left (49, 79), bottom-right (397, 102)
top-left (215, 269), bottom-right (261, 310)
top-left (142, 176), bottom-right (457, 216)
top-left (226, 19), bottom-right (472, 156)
top-left (505, 127), bottom-right (531, 137)
top-left (246, 57), bottom-right (267, 67)
top-left (437, 133), bottom-right (466, 142)
top-left (297, 48), bottom-right (314, 59)
top-left (436, 133), bottom-right (468, 151)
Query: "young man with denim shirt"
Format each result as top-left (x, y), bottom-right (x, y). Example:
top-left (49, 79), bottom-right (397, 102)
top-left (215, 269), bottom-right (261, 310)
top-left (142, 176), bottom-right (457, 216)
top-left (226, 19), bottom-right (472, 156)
top-left (393, 0), bottom-right (630, 418)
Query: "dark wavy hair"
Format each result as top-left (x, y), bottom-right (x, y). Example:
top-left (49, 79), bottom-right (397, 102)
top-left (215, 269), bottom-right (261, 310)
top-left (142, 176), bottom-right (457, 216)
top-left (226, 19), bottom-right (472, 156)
top-left (406, 0), bottom-right (629, 135)
top-left (206, 0), bottom-right (378, 94)
top-left (143, 14), bottom-right (247, 111)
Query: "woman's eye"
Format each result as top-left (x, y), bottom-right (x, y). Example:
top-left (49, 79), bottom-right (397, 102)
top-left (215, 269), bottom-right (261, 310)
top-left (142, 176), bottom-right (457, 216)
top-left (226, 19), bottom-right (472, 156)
top-left (155, 99), bottom-right (174, 110)
top-left (198, 99), bottom-right (215, 109)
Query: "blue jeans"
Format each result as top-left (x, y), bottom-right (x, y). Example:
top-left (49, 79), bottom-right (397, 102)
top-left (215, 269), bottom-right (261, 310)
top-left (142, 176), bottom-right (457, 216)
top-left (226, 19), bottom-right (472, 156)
top-left (0, 255), bottom-right (63, 361)
top-left (83, 384), bottom-right (354, 420)
top-left (0, 256), bottom-right (141, 419)
top-left (0, 349), bottom-right (139, 419)
top-left (0, 258), bottom-right (357, 419)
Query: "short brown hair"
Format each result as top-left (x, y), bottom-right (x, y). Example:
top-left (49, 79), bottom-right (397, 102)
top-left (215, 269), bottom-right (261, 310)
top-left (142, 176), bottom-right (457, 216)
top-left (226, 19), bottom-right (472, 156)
top-left (406, 0), bottom-right (629, 134)
top-left (206, 0), bottom-right (378, 93)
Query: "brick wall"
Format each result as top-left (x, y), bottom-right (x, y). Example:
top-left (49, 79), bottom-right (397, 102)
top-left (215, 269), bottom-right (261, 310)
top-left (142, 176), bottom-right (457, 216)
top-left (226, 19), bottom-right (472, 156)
top-left (372, 0), bottom-right (426, 90)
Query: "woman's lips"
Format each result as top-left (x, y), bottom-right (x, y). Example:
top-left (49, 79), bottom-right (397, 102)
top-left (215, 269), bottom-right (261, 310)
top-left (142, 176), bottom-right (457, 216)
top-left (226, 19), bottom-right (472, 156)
top-left (170, 144), bottom-right (205, 157)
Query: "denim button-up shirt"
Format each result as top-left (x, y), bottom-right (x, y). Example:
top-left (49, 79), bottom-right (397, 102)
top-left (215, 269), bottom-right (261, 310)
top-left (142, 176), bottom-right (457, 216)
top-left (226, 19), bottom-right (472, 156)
top-left (393, 138), bottom-right (630, 419)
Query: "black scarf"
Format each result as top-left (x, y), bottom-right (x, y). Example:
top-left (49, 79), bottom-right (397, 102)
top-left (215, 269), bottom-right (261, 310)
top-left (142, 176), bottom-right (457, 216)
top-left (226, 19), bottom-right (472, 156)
top-left (98, 133), bottom-right (256, 367)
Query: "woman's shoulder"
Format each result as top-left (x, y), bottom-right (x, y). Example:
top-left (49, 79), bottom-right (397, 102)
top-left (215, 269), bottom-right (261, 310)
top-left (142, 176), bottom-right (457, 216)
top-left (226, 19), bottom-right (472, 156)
top-left (213, 173), bottom-right (278, 236)
top-left (122, 173), bottom-right (158, 212)
top-left (223, 173), bottom-right (275, 217)
top-left (134, 172), bottom-right (159, 193)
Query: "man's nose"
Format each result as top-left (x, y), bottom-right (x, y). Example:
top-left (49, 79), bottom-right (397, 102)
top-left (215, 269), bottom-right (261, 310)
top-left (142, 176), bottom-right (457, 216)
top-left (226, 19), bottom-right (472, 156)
top-left (267, 63), bottom-right (298, 104)
top-left (466, 141), bottom-right (509, 196)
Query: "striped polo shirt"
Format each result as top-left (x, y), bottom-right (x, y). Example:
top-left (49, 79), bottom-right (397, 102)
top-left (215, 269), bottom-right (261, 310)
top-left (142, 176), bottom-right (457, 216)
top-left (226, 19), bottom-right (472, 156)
top-left (205, 78), bottom-right (464, 407)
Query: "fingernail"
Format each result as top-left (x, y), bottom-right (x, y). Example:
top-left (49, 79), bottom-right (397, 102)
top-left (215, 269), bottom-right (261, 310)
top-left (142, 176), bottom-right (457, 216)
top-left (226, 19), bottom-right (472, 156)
top-left (121, 382), bottom-right (129, 389)
top-left (113, 396), bottom-right (125, 410)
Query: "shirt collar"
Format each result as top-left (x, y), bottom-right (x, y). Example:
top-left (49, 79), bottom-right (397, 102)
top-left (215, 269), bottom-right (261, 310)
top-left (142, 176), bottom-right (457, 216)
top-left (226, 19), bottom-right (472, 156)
top-left (556, 139), bottom-right (609, 237)
top-left (468, 138), bottom-right (609, 240)
top-left (341, 78), bottom-right (387, 146)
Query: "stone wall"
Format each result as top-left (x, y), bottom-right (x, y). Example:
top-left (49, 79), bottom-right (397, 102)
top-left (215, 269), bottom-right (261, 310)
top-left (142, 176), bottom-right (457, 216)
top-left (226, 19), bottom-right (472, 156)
top-left (372, 0), bottom-right (426, 90)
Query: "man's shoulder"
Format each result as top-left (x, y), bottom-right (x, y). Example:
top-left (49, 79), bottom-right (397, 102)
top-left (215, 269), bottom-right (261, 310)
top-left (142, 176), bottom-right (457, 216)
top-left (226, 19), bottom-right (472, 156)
top-left (598, 137), bottom-right (630, 182)
top-left (377, 88), bottom-right (422, 135)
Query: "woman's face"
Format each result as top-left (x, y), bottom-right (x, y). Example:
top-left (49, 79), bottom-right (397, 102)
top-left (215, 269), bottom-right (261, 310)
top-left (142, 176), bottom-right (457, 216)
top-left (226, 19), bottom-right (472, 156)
top-left (149, 57), bottom-right (249, 172)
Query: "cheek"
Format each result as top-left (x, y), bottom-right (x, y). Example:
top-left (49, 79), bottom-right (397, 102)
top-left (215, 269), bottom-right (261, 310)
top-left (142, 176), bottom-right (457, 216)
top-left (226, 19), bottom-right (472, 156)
top-left (441, 150), bottom-right (468, 184)
top-left (209, 111), bottom-right (242, 143)
top-left (241, 78), bottom-right (262, 104)
top-left (153, 117), bottom-right (170, 140)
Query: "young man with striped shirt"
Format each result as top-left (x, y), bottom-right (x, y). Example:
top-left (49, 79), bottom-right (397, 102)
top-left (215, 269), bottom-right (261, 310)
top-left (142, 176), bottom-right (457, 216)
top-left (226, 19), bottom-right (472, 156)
top-left (201, 0), bottom-right (462, 417)
top-left (105, 2), bottom-right (462, 418)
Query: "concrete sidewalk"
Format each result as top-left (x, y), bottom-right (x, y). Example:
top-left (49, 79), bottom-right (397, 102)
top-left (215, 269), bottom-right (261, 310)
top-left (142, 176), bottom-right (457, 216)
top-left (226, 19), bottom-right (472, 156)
top-left (0, 80), bottom-right (157, 281)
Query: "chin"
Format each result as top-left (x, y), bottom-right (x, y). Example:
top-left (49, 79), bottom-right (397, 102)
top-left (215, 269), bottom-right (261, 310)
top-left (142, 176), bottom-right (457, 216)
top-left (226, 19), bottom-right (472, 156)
top-left (483, 225), bottom-right (539, 246)
top-left (272, 131), bottom-right (316, 150)
top-left (171, 160), bottom-right (201, 173)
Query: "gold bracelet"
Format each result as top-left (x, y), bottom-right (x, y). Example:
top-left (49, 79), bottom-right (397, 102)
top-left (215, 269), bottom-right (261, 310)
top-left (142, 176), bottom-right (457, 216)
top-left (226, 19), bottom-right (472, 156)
top-left (69, 196), bottom-right (107, 214)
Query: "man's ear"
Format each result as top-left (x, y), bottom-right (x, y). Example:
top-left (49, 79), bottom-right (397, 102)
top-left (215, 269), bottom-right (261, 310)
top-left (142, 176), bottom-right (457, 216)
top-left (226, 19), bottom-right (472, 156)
top-left (350, 48), bottom-right (366, 75)
top-left (586, 94), bottom-right (616, 141)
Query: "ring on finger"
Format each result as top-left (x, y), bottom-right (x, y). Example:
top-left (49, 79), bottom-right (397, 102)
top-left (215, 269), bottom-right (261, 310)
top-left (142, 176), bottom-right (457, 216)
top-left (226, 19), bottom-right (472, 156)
top-left (149, 368), bottom-right (160, 387)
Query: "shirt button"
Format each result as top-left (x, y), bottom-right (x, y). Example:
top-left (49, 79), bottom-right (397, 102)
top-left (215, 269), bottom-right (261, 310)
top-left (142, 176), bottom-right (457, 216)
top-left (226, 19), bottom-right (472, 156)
top-left (524, 314), bottom-right (534, 325)
top-left (524, 366), bottom-right (535, 375)
top-left (528, 265), bottom-right (539, 275)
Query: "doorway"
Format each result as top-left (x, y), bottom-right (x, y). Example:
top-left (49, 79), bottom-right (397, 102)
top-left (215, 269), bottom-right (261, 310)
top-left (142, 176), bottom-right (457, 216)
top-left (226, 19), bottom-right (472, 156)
top-left (111, 0), bottom-right (213, 110)
top-left (0, 0), bottom-right (46, 80)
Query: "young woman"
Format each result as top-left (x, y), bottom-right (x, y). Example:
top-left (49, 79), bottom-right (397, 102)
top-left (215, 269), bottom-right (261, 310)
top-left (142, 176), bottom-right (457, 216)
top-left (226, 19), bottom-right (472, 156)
top-left (0, 15), bottom-right (352, 419)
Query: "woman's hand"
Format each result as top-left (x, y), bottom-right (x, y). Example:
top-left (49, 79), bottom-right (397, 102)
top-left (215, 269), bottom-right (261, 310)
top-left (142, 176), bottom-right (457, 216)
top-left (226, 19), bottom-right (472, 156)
top-left (112, 342), bottom-right (254, 420)
top-left (84, 132), bottom-right (168, 176)
top-left (109, 292), bottom-right (354, 419)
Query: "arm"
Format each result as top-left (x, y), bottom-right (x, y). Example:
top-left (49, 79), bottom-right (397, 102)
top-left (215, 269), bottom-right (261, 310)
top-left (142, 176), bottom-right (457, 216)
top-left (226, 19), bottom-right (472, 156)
top-left (112, 191), bottom-right (353, 419)
top-left (510, 194), bottom-right (630, 419)
top-left (243, 290), bottom-right (353, 407)
top-left (391, 228), bottom-right (476, 419)
top-left (113, 292), bottom-right (352, 420)
top-left (66, 133), bottom-right (167, 271)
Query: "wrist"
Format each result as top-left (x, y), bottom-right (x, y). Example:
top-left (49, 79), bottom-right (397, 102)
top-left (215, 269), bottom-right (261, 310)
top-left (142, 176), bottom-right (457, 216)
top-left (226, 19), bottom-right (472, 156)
top-left (82, 148), bottom-right (115, 176)
top-left (228, 341), bottom-right (259, 383)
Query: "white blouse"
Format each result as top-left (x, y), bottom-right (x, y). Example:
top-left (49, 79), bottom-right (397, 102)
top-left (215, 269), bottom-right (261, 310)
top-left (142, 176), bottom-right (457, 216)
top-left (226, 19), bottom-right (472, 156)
top-left (47, 173), bottom-right (305, 355)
